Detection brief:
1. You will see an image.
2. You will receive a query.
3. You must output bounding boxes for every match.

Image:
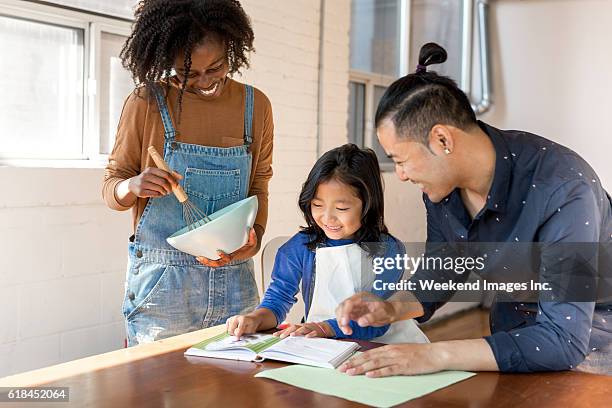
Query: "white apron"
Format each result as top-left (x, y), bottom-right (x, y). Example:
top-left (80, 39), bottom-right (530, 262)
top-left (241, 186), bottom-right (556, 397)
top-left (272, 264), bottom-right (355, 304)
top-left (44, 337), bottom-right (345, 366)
top-left (306, 243), bottom-right (429, 344)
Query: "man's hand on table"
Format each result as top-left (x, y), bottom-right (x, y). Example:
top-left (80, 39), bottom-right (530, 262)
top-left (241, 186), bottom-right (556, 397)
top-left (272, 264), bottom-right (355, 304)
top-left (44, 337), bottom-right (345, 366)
top-left (339, 338), bottom-right (499, 377)
top-left (339, 343), bottom-right (443, 377)
top-left (335, 292), bottom-right (499, 376)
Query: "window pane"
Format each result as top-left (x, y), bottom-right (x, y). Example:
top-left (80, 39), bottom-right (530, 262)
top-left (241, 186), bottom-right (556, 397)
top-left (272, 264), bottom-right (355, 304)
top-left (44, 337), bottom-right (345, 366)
top-left (371, 85), bottom-right (393, 165)
top-left (0, 16), bottom-right (84, 159)
top-left (99, 32), bottom-right (133, 155)
top-left (348, 81), bottom-right (365, 147)
top-left (350, 0), bottom-right (400, 77)
top-left (409, 0), bottom-right (463, 83)
top-left (45, 1), bottom-right (138, 20)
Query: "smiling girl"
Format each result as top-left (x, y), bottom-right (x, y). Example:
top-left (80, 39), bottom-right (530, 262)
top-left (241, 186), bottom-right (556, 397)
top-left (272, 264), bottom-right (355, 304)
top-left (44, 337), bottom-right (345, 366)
top-left (227, 144), bottom-right (427, 343)
top-left (102, 0), bottom-right (273, 346)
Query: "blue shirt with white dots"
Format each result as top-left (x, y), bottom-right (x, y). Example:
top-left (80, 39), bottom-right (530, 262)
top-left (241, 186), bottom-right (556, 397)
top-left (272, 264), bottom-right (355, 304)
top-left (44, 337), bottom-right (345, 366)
top-left (412, 121), bottom-right (612, 372)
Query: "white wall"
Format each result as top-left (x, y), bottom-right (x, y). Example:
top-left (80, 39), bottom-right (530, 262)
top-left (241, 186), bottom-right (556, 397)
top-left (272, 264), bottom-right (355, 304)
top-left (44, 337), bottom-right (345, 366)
top-left (482, 0), bottom-right (612, 189)
top-left (0, 169), bottom-right (131, 375)
top-left (384, 0), bottom-right (612, 244)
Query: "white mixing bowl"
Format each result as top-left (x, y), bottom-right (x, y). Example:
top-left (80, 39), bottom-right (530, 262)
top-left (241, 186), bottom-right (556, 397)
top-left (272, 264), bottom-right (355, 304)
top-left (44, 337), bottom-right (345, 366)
top-left (167, 196), bottom-right (258, 259)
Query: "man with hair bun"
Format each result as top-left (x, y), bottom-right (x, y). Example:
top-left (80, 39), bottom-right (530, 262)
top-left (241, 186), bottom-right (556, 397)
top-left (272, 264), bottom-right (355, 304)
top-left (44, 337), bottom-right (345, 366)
top-left (336, 43), bottom-right (611, 375)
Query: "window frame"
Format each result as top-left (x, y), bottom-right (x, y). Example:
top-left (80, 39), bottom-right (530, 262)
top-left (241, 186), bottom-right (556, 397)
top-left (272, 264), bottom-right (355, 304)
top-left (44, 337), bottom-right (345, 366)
top-left (349, 70), bottom-right (397, 172)
top-left (348, 0), bottom-right (410, 172)
top-left (0, 0), bottom-right (132, 167)
top-left (87, 21), bottom-right (132, 162)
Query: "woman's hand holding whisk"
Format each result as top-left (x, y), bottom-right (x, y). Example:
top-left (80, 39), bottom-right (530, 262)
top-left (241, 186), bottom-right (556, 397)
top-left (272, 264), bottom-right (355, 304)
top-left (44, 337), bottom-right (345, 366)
top-left (115, 168), bottom-right (183, 208)
top-left (128, 167), bottom-right (183, 198)
top-left (197, 227), bottom-right (259, 267)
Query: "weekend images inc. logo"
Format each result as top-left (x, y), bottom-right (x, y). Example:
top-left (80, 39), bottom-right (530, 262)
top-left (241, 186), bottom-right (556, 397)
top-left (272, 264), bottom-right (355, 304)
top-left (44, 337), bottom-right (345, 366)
top-left (370, 250), bottom-right (554, 294)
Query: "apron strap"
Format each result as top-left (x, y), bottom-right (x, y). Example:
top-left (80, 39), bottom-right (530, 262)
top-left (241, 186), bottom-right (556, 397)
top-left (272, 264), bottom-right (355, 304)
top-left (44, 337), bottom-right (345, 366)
top-left (243, 84), bottom-right (254, 146)
top-left (151, 84), bottom-right (177, 142)
top-left (305, 246), bottom-right (319, 321)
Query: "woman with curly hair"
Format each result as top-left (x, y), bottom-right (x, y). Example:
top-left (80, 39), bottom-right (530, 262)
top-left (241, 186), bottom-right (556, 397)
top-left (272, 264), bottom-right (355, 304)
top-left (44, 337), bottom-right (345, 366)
top-left (102, 0), bottom-right (274, 346)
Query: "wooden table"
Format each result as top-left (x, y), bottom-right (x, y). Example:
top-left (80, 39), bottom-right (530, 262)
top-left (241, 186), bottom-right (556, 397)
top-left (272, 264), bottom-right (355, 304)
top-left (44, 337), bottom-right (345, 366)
top-left (0, 325), bottom-right (610, 407)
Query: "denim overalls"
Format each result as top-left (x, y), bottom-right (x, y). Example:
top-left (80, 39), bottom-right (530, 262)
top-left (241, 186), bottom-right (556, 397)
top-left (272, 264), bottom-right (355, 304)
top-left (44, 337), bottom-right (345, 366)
top-left (122, 83), bottom-right (260, 346)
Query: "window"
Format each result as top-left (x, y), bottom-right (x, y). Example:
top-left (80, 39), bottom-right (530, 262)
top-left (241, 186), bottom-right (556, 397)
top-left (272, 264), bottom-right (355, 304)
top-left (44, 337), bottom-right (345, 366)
top-left (348, 82), bottom-right (365, 148)
top-left (0, 15), bottom-right (85, 159)
top-left (45, 0), bottom-right (136, 20)
top-left (0, 1), bottom-right (132, 165)
top-left (348, 0), bottom-right (408, 170)
top-left (409, 0), bottom-right (464, 85)
top-left (91, 25), bottom-right (133, 156)
top-left (348, 0), bottom-right (469, 171)
top-left (350, 0), bottom-right (402, 78)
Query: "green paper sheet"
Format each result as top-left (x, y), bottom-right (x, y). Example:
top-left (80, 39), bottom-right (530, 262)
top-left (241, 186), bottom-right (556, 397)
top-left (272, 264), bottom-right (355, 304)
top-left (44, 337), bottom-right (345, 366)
top-left (255, 365), bottom-right (475, 408)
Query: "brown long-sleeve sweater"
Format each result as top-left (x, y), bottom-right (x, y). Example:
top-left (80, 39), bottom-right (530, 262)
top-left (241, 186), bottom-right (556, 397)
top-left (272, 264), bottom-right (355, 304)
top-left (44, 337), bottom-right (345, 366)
top-left (102, 78), bottom-right (274, 234)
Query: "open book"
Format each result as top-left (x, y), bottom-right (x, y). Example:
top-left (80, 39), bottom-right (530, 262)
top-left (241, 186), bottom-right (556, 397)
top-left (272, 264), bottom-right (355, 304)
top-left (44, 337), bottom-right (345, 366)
top-left (184, 332), bottom-right (360, 369)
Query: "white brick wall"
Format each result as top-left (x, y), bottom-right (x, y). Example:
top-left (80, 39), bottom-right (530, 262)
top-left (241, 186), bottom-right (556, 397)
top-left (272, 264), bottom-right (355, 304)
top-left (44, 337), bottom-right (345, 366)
top-left (0, 168), bottom-right (131, 377)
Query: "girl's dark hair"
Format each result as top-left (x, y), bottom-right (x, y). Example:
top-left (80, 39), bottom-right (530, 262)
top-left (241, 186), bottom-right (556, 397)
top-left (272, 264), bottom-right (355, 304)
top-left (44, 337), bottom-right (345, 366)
top-left (375, 43), bottom-right (477, 144)
top-left (298, 144), bottom-right (389, 254)
top-left (120, 0), bottom-right (254, 119)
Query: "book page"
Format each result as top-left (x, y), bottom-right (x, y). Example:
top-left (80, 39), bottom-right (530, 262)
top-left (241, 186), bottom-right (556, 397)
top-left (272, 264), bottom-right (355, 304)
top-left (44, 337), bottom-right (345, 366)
top-left (264, 337), bottom-right (358, 366)
top-left (201, 333), bottom-right (281, 354)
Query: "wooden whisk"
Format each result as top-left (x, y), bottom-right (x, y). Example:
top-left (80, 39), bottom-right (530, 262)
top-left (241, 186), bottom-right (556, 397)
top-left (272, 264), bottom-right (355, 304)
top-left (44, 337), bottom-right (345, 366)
top-left (148, 146), bottom-right (212, 230)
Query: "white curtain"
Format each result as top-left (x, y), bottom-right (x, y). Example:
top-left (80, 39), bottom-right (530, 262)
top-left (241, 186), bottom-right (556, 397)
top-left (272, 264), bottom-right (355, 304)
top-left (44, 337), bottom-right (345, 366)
top-left (409, 0), bottom-right (463, 83)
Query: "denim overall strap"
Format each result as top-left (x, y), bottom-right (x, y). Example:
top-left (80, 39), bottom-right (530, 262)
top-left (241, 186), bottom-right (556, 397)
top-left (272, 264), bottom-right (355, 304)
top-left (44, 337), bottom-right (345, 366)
top-left (152, 84), bottom-right (250, 144)
top-left (243, 85), bottom-right (254, 146)
top-left (151, 84), bottom-right (177, 142)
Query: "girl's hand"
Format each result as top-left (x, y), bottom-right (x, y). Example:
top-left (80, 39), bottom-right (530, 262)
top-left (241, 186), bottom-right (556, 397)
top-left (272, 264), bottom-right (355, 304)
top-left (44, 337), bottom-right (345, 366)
top-left (197, 228), bottom-right (258, 267)
top-left (226, 313), bottom-right (262, 339)
top-left (128, 167), bottom-right (183, 198)
top-left (273, 322), bottom-right (334, 339)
